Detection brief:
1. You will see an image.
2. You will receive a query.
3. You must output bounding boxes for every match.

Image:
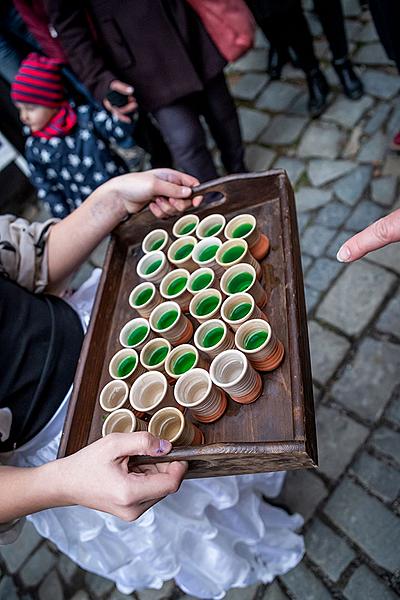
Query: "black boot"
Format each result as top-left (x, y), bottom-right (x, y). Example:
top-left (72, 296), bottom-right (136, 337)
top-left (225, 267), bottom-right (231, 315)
top-left (333, 58), bottom-right (364, 100)
top-left (267, 45), bottom-right (289, 80)
top-left (306, 68), bottom-right (330, 118)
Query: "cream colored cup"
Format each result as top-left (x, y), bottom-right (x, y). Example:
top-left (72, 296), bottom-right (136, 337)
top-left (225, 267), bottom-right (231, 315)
top-left (220, 264), bottom-right (267, 308)
top-left (220, 292), bottom-right (266, 331)
top-left (210, 349), bottom-right (262, 404)
top-left (224, 213), bottom-right (270, 261)
top-left (167, 236), bottom-right (197, 272)
top-left (149, 301), bottom-right (193, 346)
top-left (187, 267), bottom-right (216, 295)
top-left (119, 317), bottom-right (154, 350)
top-left (174, 368), bottom-right (227, 423)
top-left (129, 282), bottom-right (162, 319)
top-left (136, 250), bottom-right (170, 284)
top-left (235, 318), bottom-right (285, 372)
top-left (189, 288), bottom-right (222, 324)
top-left (140, 337), bottom-right (171, 377)
top-left (99, 380), bottom-right (129, 412)
top-left (173, 214), bottom-right (199, 238)
top-left (165, 344), bottom-right (208, 380)
top-left (109, 348), bottom-right (145, 381)
top-left (142, 229), bottom-right (170, 254)
top-left (216, 239), bottom-right (261, 279)
top-left (192, 237), bottom-right (224, 277)
top-left (196, 214), bottom-right (226, 240)
top-left (194, 319), bottom-right (235, 360)
top-left (129, 371), bottom-right (176, 415)
top-left (148, 407), bottom-right (204, 446)
top-left (160, 268), bottom-right (191, 312)
top-left (102, 408), bottom-right (147, 437)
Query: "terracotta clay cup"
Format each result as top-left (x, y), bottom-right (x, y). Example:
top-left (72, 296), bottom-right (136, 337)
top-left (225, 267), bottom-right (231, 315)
top-left (119, 317), bottom-right (154, 351)
top-left (160, 268), bottom-right (191, 313)
top-left (174, 368), bottom-right (227, 423)
top-left (165, 343), bottom-right (209, 381)
top-left (210, 349), bottom-right (262, 404)
top-left (148, 406), bottom-right (204, 446)
top-left (235, 319), bottom-right (285, 372)
top-left (136, 250), bottom-right (171, 285)
top-left (196, 214), bottom-right (226, 241)
top-left (129, 282), bottom-right (162, 319)
top-left (130, 371), bottom-right (181, 416)
top-left (220, 264), bottom-right (267, 309)
top-left (149, 301), bottom-right (193, 346)
top-left (189, 288), bottom-right (222, 325)
top-left (142, 228), bottom-right (170, 254)
top-left (216, 238), bottom-right (262, 279)
top-left (187, 267), bottom-right (217, 295)
top-left (224, 214), bottom-right (270, 261)
top-left (140, 337), bottom-right (172, 381)
top-left (220, 292), bottom-right (267, 332)
top-left (192, 237), bottom-right (224, 277)
top-left (172, 214), bottom-right (199, 238)
top-left (102, 408), bottom-right (147, 437)
top-left (109, 348), bottom-right (145, 384)
top-left (194, 319), bottom-right (235, 360)
top-left (167, 236), bottom-right (197, 273)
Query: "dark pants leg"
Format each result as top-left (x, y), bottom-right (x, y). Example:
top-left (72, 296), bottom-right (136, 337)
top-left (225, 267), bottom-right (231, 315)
top-left (313, 0), bottom-right (348, 61)
top-left (368, 0), bottom-right (400, 72)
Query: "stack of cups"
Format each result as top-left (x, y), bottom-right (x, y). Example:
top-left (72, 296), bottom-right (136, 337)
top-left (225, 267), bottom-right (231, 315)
top-left (160, 268), bottom-right (191, 312)
top-left (150, 301), bottom-right (193, 345)
top-left (129, 371), bottom-right (181, 415)
top-left (216, 239), bottom-right (262, 280)
top-left (174, 368), bottom-right (227, 423)
top-left (221, 264), bottom-right (267, 309)
top-left (129, 282), bottom-right (162, 319)
top-left (165, 344), bottom-right (208, 381)
top-left (194, 319), bottom-right (235, 360)
top-left (137, 250), bottom-right (170, 284)
top-left (189, 289), bottom-right (222, 324)
top-left (140, 337), bottom-right (171, 379)
top-left (210, 349), bottom-right (262, 404)
top-left (142, 229), bottom-right (170, 254)
top-left (221, 293), bottom-right (266, 332)
top-left (119, 317), bottom-right (154, 351)
top-left (224, 214), bottom-right (270, 261)
top-left (196, 214), bottom-right (226, 240)
top-left (99, 380), bottom-right (131, 413)
top-left (192, 237), bottom-right (224, 277)
top-left (235, 319), bottom-right (285, 371)
top-left (168, 236), bottom-right (197, 273)
top-left (149, 407), bottom-right (204, 446)
top-left (109, 348), bottom-right (145, 383)
top-left (173, 214), bottom-right (199, 238)
top-left (102, 408), bottom-right (147, 437)
top-left (187, 267), bottom-right (216, 295)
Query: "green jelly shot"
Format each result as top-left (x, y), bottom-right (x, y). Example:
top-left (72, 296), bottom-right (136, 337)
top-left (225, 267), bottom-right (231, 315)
top-left (227, 272), bottom-right (254, 294)
top-left (244, 330), bottom-right (269, 350)
top-left (127, 325), bottom-right (148, 346)
top-left (167, 276), bottom-right (187, 296)
top-left (145, 259), bottom-right (162, 275)
top-left (149, 238), bottom-right (165, 251)
top-left (232, 222), bottom-right (253, 238)
top-left (202, 326), bottom-right (224, 348)
top-left (204, 223), bottom-right (222, 237)
top-left (117, 355), bottom-right (136, 377)
top-left (134, 287), bottom-right (153, 306)
top-left (196, 295), bottom-right (219, 316)
top-left (198, 244), bottom-right (219, 262)
top-left (173, 352), bottom-right (196, 375)
top-left (157, 309), bottom-right (178, 330)
top-left (148, 345), bottom-right (169, 366)
top-left (222, 246), bottom-right (245, 264)
top-left (179, 222), bottom-right (196, 235)
top-left (191, 272), bottom-right (212, 291)
top-left (230, 302), bottom-right (252, 321)
top-left (174, 243), bottom-right (194, 261)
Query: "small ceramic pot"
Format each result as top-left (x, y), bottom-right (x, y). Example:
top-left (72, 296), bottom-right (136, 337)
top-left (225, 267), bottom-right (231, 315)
top-left (109, 348), bottom-right (145, 383)
top-left (224, 214), bottom-right (270, 261)
top-left (187, 267), bottom-right (216, 295)
top-left (129, 282), bottom-right (162, 319)
top-left (174, 368), bottom-right (227, 423)
top-left (196, 214), bottom-right (226, 240)
top-left (172, 214), bottom-right (199, 238)
top-left (220, 264), bottom-right (267, 309)
top-left (216, 239), bottom-right (261, 279)
top-left (99, 380), bottom-right (129, 412)
top-left (165, 344), bottom-right (208, 381)
top-left (210, 349), bottom-right (262, 404)
top-left (148, 407), bottom-right (204, 446)
top-left (194, 319), bottom-right (235, 360)
top-left (140, 337), bottom-right (171, 379)
top-left (136, 250), bottom-right (170, 284)
top-left (192, 237), bottom-right (224, 277)
top-left (102, 408), bottom-right (147, 437)
top-left (220, 292), bottom-right (267, 332)
top-left (189, 289), bottom-right (222, 324)
top-left (168, 236), bottom-right (198, 273)
top-left (119, 317), bottom-right (154, 350)
top-left (129, 371), bottom-right (179, 415)
top-left (235, 319), bottom-right (285, 372)
top-left (142, 229), bottom-right (170, 254)
top-left (159, 268), bottom-right (191, 312)
top-left (149, 301), bottom-right (193, 346)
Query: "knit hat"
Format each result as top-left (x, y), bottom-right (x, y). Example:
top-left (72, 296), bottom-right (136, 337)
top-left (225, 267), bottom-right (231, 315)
top-left (11, 53), bottom-right (65, 108)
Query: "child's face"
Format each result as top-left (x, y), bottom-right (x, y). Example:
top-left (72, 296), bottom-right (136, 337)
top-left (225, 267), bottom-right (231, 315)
top-left (16, 103), bottom-right (58, 132)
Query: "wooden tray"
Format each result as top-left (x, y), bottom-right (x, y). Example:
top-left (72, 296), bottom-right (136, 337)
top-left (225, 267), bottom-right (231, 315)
top-left (58, 170), bottom-right (317, 478)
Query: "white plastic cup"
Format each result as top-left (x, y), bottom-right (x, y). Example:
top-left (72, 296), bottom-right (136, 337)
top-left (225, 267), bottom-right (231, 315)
top-left (142, 229), bottom-right (170, 254)
top-left (167, 236), bottom-right (198, 273)
top-left (109, 348), bottom-right (145, 382)
top-left (119, 317), bottom-right (154, 350)
top-left (172, 214), bottom-right (199, 238)
top-left (136, 250), bottom-right (170, 284)
top-left (196, 214), bottom-right (226, 240)
top-left (220, 264), bottom-right (267, 308)
top-left (220, 292), bottom-right (266, 331)
top-left (216, 239), bottom-right (261, 279)
top-left (129, 282), bottom-right (162, 319)
top-left (159, 268), bottom-right (191, 312)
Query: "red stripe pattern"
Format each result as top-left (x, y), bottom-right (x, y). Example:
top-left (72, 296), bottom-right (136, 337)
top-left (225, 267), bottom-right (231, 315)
top-left (11, 53), bottom-right (65, 108)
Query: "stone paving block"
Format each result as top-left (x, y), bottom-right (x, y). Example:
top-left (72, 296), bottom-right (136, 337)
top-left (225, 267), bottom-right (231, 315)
top-left (386, 390), bottom-right (400, 427)
top-left (57, 553), bottom-right (78, 586)
top-left (231, 73), bottom-right (267, 101)
top-left (298, 123), bottom-right (345, 159)
top-left (316, 261), bottom-right (395, 336)
top-left (364, 102), bottom-right (391, 135)
top-left (297, 213), bottom-right (312, 234)
top-left (344, 565), bottom-right (398, 600)
top-left (342, 0), bottom-right (361, 16)
top-left (20, 546), bottom-right (57, 587)
top-left (324, 478), bottom-right (400, 572)
top-left (333, 165), bottom-right (372, 206)
top-left (301, 254), bottom-right (313, 272)
top-left (351, 452), bottom-right (400, 503)
top-left (260, 115), bottom-right (308, 145)
top-left (353, 20), bottom-right (379, 43)
top-left (245, 145), bottom-right (276, 172)
top-left (256, 81), bottom-right (301, 112)
top-left (223, 584), bottom-right (259, 599)
top-left (286, 91), bottom-right (309, 117)
top-left (367, 243), bottom-right (400, 275)
top-left (262, 582), bottom-right (289, 600)
top-left (300, 225), bottom-right (337, 258)
top-left (305, 518), bottom-right (356, 582)
top-left (280, 562), bottom-right (332, 600)
top-left (233, 49), bottom-right (267, 72)
top-left (317, 405), bottom-right (368, 480)
top-left (254, 28), bottom-right (269, 49)
top-left (305, 11), bottom-right (323, 36)
top-left (371, 427), bottom-right (400, 464)
top-left (387, 100), bottom-right (400, 137)
top-left (0, 521), bottom-right (42, 573)
top-left (274, 157), bottom-right (305, 185)
top-left (362, 70), bottom-right (400, 100)
top-left (345, 200), bottom-right (384, 231)
top-left (38, 570), bottom-right (64, 600)
top-left (0, 576), bottom-right (19, 600)
top-left (277, 469), bottom-right (328, 522)
top-left (84, 571), bottom-right (114, 598)
top-left (332, 337), bottom-right (400, 421)
top-left (315, 201), bottom-right (351, 228)
top-left (323, 95), bottom-right (374, 129)
top-left (306, 258), bottom-right (343, 292)
top-left (307, 159), bottom-right (355, 187)
top-left (383, 153), bottom-right (400, 177)
top-left (305, 287), bottom-right (321, 314)
top-left (137, 580), bottom-right (175, 600)
top-left (308, 320), bottom-right (350, 384)
top-left (358, 130), bottom-right (387, 163)
top-left (326, 230), bottom-right (351, 259)
top-left (70, 592), bottom-right (90, 600)
top-left (354, 43), bottom-right (391, 66)
top-left (109, 589), bottom-right (136, 600)
top-left (371, 176), bottom-right (397, 207)
top-left (295, 187), bottom-right (333, 212)
top-left (377, 295), bottom-right (400, 338)
top-left (238, 108), bottom-right (270, 143)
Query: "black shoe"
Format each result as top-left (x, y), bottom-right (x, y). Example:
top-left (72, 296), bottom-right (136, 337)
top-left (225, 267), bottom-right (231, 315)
top-left (288, 46), bottom-right (301, 70)
top-left (306, 68), bottom-right (330, 118)
top-left (267, 45), bottom-right (288, 80)
top-left (333, 58), bottom-right (364, 100)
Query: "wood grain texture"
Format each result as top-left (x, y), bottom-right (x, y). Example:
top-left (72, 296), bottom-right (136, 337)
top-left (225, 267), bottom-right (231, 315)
top-left (58, 170), bottom-right (317, 477)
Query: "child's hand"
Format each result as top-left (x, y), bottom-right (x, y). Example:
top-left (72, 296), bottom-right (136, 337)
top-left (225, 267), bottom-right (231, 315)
top-left (104, 80), bottom-right (137, 123)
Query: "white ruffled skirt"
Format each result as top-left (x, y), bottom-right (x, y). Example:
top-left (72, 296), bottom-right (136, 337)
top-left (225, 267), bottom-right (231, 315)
top-left (3, 270), bottom-right (304, 599)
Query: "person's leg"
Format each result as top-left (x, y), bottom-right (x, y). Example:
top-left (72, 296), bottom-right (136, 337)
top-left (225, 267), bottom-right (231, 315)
top-left (0, 34), bottom-right (21, 83)
top-left (368, 0), bottom-right (400, 72)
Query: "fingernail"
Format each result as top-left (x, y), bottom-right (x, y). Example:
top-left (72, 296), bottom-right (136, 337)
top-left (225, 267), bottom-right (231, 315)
top-left (157, 439), bottom-right (171, 454)
top-left (336, 245), bottom-right (351, 262)
top-left (181, 186), bottom-right (191, 196)
top-left (126, 86), bottom-right (133, 93)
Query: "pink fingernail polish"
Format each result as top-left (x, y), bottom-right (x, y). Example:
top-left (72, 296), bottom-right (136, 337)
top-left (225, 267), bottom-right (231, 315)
top-left (157, 439), bottom-right (171, 453)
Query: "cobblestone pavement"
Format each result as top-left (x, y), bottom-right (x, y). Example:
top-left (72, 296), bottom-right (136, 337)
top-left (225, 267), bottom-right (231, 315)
top-left (2, 2), bottom-right (400, 599)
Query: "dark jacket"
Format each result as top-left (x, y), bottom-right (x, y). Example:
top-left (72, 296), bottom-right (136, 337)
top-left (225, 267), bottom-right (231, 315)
top-left (44, 0), bottom-right (226, 112)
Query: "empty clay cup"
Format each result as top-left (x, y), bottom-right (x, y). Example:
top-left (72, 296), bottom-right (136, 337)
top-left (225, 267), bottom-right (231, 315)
top-left (119, 317), bottom-right (154, 350)
top-left (109, 348), bottom-right (145, 382)
top-left (210, 349), bottom-right (262, 404)
top-left (216, 239), bottom-right (261, 279)
top-left (140, 337), bottom-right (171, 378)
top-left (160, 268), bottom-right (191, 312)
top-left (235, 319), bottom-right (285, 372)
top-left (99, 380), bottom-right (129, 412)
top-left (220, 264), bottom-right (267, 309)
top-left (187, 267), bottom-right (216, 295)
top-left (102, 408), bottom-right (147, 437)
top-left (196, 214), bottom-right (226, 240)
top-left (149, 301), bottom-right (193, 346)
top-left (224, 214), bottom-right (270, 261)
top-left (189, 288), bottom-right (222, 324)
top-left (165, 344), bottom-right (208, 380)
top-left (148, 406), bottom-right (204, 446)
top-left (174, 368), bottom-right (227, 423)
top-left (129, 371), bottom-right (178, 415)
top-left (192, 236), bottom-right (223, 275)
top-left (137, 250), bottom-right (170, 284)
top-left (129, 282), bottom-right (162, 319)
top-left (220, 292), bottom-right (267, 331)
top-left (173, 214), bottom-right (199, 238)
top-left (167, 236), bottom-right (197, 273)
top-left (194, 319), bottom-right (235, 360)
top-left (142, 229), bottom-right (170, 254)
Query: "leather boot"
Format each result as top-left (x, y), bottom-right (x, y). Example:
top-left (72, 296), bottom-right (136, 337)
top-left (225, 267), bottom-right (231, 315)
top-left (267, 45), bottom-right (288, 80)
top-left (306, 68), bottom-right (330, 118)
top-left (333, 58), bottom-right (364, 100)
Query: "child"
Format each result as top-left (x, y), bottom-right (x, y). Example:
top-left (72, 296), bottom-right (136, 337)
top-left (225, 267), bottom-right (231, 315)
top-left (11, 52), bottom-right (142, 217)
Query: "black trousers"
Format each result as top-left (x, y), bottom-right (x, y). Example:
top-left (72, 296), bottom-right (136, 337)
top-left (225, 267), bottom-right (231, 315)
top-left (153, 72), bottom-right (245, 182)
top-left (368, 0), bottom-right (400, 72)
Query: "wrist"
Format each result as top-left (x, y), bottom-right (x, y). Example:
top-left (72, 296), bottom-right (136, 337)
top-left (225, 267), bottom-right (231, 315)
top-left (90, 180), bottom-right (129, 224)
top-left (37, 458), bottom-right (75, 509)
